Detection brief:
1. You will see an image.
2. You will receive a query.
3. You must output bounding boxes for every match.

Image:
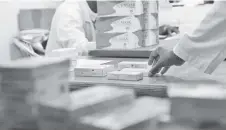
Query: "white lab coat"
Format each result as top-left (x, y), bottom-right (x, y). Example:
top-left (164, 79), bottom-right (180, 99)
top-left (173, 1), bottom-right (226, 74)
top-left (46, 0), bottom-right (96, 54)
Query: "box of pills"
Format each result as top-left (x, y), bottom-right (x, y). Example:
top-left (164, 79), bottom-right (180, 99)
top-left (118, 61), bottom-right (149, 70)
top-left (120, 68), bottom-right (149, 77)
top-left (96, 30), bottom-right (158, 49)
top-left (69, 86), bottom-right (135, 119)
top-left (76, 97), bottom-right (161, 130)
top-left (74, 65), bottom-right (115, 77)
top-left (97, 1), bottom-right (143, 17)
top-left (108, 71), bottom-right (143, 81)
top-left (169, 85), bottom-right (226, 122)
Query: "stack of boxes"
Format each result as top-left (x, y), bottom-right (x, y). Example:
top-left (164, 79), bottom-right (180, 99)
top-left (96, 0), bottom-right (159, 49)
top-left (0, 57), bottom-right (70, 130)
top-left (38, 96), bottom-right (71, 130)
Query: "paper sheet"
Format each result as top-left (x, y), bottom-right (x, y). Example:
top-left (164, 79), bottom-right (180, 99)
top-left (76, 59), bottom-right (112, 67)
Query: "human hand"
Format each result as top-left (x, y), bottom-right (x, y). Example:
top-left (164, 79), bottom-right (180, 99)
top-left (148, 47), bottom-right (185, 77)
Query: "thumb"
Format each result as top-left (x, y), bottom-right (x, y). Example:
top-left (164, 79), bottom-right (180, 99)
top-left (149, 59), bottom-right (164, 77)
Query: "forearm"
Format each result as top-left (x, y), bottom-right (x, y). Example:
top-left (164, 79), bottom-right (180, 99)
top-left (174, 1), bottom-right (226, 74)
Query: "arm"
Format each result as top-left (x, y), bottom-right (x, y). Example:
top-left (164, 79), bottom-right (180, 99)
top-left (56, 2), bottom-right (89, 54)
top-left (173, 1), bottom-right (226, 74)
top-left (148, 2), bottom-right (226, 76)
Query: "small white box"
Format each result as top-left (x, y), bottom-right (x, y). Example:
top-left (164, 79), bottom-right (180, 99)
top-left (118, 61), bottom-right (149, 70)
top-left (76, 97), bottom-right (162, 130)
top-left (69, 86), bottom-right (135, 119)
top-left (121, 68), bottom-right (149, 77)
top-left (169, 85), bottom-right (226, 122)
top-left (74, 65), bottom-right (115, 77)
top-left (108, 71), bottom-right (143, 81)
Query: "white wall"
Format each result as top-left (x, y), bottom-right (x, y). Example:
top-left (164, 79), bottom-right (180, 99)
top-left (0, 1), bottom-right (19, 62)
top-left (0, 0), bottom-right (63, 62)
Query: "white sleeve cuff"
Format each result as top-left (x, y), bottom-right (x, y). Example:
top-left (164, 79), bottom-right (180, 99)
top-left (173, 43), bottom-right (190, 62)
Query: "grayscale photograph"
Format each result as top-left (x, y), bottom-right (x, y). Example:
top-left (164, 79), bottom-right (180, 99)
top-left (0, 0), bottom-right (225, 130)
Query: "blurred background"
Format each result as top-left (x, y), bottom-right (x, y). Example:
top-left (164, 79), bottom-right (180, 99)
top-left (0, 0), bottom-right (214, 62)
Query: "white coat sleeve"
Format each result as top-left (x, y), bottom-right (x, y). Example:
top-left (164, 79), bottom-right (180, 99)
top-left (173, 1), bottom-right (226, 74)
top-left (56, 3), bottom-right (89, 54)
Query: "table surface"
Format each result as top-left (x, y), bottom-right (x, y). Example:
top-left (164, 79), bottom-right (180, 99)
top-left (69, 56), bottom-right (226, 96)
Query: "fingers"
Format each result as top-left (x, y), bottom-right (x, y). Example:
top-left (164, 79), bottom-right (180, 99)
top-left (152, 56), bottom-right (159, 67)
top-left (160, 66), bottom-right (170, 75)
top-left (148, 49), bottom-right (159, 65)
top-left (148, 47), bottom-right (164, 65)
top-left (149, 59), bottom-right (164, 77)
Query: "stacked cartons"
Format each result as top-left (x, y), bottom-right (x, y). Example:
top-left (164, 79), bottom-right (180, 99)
top-left (75, 97), bottom-right (169, 130)
top-left (142, 0), bottom-right (159, 46)
top-left (0, 57), bottom-right (70, 129)
top-left (38, 96), bottom-right (71, 130)
top-left (96, 1), bottom-right (159, 49)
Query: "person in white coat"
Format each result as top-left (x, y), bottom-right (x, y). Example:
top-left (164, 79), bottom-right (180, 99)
top-left (45, 0), bottom-right (97, 55)
top-left (148, 1), bottom-right (226, 76)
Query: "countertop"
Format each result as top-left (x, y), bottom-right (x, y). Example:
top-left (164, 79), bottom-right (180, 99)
top-left (69, 56), bottom-right (226, 97)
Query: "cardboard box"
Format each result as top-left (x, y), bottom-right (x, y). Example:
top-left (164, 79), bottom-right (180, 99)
top-left (118, 61), bottom-right (149, 70)
top-left (96, 30), bottom-right (158, 49)
top-left (76, 97), bottom-right (162, 130)
top-left (120, 68), bottom-right (149, 77)
top-left (107, 71), bottom-right (143, 81)
top-left (169, 85), bottom-right (226, 122)
top-left (69, 86), bottom-right (135, 119)
top-left (96, 14), bottom-right (158, 33)
top-left (143, 1), bottom-right (159, 14)
top-left (38, 96), bottom-right (71, 130)
top-left (143, 13), bottom-right (159, 30)
top-left (74, 65), bottom-right (115, 77)
top-left (0, 57), bottom-right (70, 81)
top-left (96, 15), bottom-right (144, 33)
top-left (97, 1), bottom-right (143, 17)
top-left (1, 70), bottom-right (69, 103)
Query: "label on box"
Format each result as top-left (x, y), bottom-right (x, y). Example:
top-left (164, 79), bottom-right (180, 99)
top-left (109, 32), bottom-right (139, 49)
top-left (113, 1), bottom-right (143, 16)
top-left (108, 16), bottom-right (142, 33)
